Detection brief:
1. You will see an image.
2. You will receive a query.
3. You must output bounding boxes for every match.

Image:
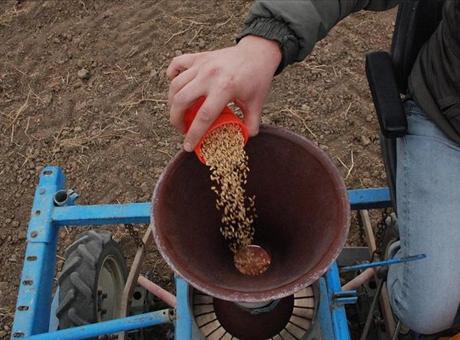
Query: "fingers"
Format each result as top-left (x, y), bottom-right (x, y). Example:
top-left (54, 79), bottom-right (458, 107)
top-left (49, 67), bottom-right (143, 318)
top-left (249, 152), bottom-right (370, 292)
top-left (168, 67), bottom-right (197, 105)
top-left (166, 53), bottom-right (199, 80)
top-left (169, 79), bottom-right (204, 133)
top-left (183, 93), bottom-right (231, 152)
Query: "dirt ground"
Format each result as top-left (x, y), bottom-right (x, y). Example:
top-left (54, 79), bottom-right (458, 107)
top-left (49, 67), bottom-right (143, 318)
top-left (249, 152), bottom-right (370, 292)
top-left (0, 0), bottom-right (395, 337)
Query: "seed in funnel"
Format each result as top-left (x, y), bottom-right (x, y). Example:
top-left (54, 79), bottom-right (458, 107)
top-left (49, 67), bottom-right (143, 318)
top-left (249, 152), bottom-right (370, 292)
top-left (234, 245), bottom-right (271, 276)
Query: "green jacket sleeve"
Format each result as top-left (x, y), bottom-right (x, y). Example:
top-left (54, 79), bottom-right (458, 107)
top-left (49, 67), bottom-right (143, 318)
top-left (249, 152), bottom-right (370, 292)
top-left (238, 0), bottom-right (398, 73)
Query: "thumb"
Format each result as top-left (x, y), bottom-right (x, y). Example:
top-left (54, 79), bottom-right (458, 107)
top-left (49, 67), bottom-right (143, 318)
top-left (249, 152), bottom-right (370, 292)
top-left (241, 101), bottom-right (262, 136)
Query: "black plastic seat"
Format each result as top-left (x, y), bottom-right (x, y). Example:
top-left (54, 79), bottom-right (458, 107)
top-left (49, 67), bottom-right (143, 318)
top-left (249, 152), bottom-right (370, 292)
top-left (366, 0), bottom-right (444, 208)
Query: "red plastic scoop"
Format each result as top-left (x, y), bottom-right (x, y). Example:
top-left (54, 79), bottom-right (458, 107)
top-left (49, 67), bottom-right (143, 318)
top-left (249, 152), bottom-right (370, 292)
top-left (184, 97), bottom-right (249, 164)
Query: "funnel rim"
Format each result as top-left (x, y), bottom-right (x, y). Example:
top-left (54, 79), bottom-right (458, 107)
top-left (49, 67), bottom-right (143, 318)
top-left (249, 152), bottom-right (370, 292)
top-left (152, 124), bottom-right (350, 302)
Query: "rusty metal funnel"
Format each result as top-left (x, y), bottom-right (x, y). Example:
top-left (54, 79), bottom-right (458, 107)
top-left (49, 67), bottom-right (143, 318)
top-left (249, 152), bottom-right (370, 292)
top-left (151, 125), bottom-right (350, 302)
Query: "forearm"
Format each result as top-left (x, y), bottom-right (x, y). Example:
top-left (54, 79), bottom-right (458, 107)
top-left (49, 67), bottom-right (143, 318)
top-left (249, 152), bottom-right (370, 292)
top-left (238, 0), bottom-right (398, 73)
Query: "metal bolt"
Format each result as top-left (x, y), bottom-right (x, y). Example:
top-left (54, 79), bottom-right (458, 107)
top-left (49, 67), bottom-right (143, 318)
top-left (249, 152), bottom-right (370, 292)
top-left (39, 188), bottom-right (46, 195)
top-left (31, 231), bottom-right (38, 238)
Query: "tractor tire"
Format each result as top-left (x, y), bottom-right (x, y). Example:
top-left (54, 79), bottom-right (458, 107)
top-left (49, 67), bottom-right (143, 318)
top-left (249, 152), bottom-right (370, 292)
top-left (56, 230), bottom-right (128, 329)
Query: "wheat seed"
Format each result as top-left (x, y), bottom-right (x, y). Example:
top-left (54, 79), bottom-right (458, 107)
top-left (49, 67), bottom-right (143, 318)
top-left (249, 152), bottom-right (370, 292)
top-left (201, 124), bottom-right (256, 253)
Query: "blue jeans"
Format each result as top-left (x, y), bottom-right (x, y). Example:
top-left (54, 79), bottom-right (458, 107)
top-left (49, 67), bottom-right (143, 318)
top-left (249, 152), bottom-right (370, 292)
top-left (387, 101), bottom-right (460, 334)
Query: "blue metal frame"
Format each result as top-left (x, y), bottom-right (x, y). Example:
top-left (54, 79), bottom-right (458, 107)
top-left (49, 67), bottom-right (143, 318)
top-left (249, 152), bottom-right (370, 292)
top-left (175, 277), bottom-right (193, 340)
top-left (326, 264), bottom-right (354, 340)
top-left (12, 166), bottom-right (392, 339)
top-left (348, 187), bottom-right (391, 210)
top-left (13, 167), bottom-right (65, 338)
top-left (27, 309), bottom-right (171, 340)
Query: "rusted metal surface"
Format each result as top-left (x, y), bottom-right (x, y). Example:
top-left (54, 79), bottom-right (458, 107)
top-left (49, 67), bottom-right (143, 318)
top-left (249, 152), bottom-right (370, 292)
top-left (137, 275), bottom-right (176, 308)
top-left (152, 125), bottom-right (350, 302)
top-left (359, 210), bottom-right (396, 337)
top-left (359, 210), bottom-right (377, 256)
top-left (118, 228), bottom-right (153, 340)
top-left (342, 268), bottom-right (376, 291)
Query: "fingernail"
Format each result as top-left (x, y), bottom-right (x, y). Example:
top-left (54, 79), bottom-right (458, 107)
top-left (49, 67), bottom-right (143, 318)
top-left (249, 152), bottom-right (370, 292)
top-left (183, 142), bottom-right (192, 152)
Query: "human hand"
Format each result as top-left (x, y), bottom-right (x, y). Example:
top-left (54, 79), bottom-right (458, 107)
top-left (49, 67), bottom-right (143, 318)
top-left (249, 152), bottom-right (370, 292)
top-left (167, 35), bottom-right (281, 151)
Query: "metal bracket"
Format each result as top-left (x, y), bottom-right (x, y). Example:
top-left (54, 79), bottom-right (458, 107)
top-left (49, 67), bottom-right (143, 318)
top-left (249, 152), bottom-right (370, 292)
top-left (53, 189), bottom-right (79, 206)
top-left (333, 290), bottom-right (358, 307)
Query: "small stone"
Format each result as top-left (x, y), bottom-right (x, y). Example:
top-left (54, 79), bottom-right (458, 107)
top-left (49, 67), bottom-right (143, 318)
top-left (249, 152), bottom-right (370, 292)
top-left (365, 114), bottom-right (373, 122)
top-left (5, 218), bottom-right (11, 224)
top-left (361, 135), bottom-right (371, 146)
top-left (77, 68), bottom-right (90, 80)
top-left (12, 220), bottom-right (19, 228)
top-left (140, 182), bottom-right (150, 193)
top-left (10, 255), bottom-right (17, 263)
top-left (3, 325), bottom-right (9, 331)
top-left (18, 231), bottom-right (26, 241)
top-left (0, 330), bottom-right (6, 338)
top-left (174, 50), bottom-right (182, 57)
top-left (53, 37), bottom-right (60, 44)
top-left (150, 69), bottom-right (158, 78)
top-left (198, 39), bottom-right (205, 48)
top-left (319, 144), bottom-right (329, 151)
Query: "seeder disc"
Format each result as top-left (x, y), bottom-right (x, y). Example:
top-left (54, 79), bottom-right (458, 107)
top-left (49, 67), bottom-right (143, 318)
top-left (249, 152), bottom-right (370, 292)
top-left (192, 286), bottom-right (316, 339)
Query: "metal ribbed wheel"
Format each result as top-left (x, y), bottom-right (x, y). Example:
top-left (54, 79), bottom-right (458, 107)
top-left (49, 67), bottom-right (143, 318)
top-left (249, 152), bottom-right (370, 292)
top-left (192, 286), bottom-right (316, 340)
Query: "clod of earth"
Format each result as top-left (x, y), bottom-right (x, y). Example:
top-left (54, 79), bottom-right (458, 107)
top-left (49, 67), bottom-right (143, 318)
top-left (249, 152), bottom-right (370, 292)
top-left (77, 68), bottom-right (90, 80)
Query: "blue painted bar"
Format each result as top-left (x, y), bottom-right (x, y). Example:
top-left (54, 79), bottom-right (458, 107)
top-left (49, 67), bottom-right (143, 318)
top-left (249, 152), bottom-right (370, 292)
top-left (28, 310), bottom-right (171, 340)
top-left (341, 254), bottom-right (426, 272)
top-left (332, 289), bottom-right (358, 306)
top-left (317, 278), bottom-right (335, 340)
top-left (347, 187), bottom-right (391, 210)
top-left (175, 277), bottom-right (193, 340)
top-left (12, 166), bottom-right (65, 338)
top-left (52, 202), bottom-right (151, 226)
top-left (48, 289), bottom-right (59, 332)
top-left (333, 296), bottom-right (358, 305)
top-left (51, 188), bottom-right (390, 227)
top-left (326, 263), bottom-right (351, 340)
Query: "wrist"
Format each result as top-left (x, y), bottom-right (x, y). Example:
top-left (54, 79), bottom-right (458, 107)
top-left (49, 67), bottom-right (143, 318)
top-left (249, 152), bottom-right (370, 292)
top-left (238, 35), bottom-right (282, 71)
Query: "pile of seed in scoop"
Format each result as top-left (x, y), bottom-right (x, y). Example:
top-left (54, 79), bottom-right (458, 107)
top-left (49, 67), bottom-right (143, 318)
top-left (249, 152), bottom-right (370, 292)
top-left (201, 124), bottom-right (256, 254)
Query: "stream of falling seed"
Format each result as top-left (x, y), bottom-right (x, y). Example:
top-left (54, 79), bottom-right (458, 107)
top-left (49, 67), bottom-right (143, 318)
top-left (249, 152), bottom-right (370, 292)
top-left (201, 124), bottom-right (256, 254)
